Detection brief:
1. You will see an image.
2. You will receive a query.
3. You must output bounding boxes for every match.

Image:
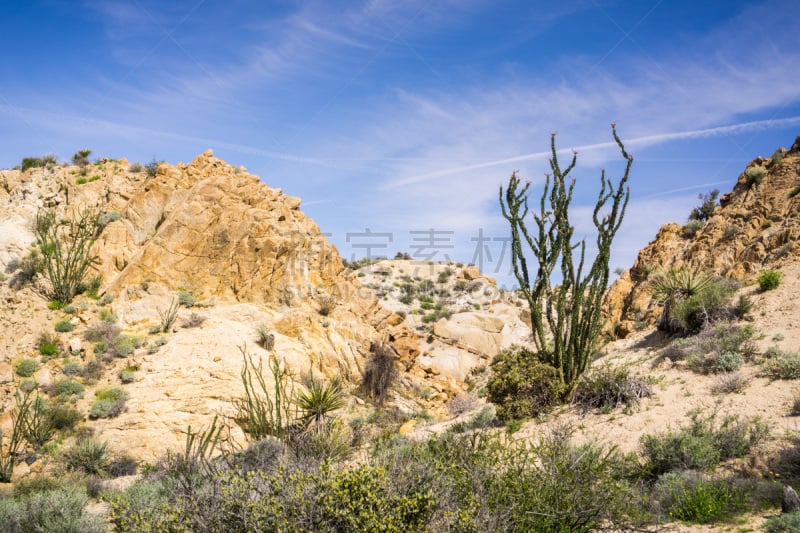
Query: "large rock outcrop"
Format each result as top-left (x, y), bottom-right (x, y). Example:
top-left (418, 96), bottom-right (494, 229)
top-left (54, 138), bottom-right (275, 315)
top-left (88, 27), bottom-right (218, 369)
top-left (0, 151), bottom-right (420, 458)
top-left (605, 136), bottom-right (800, 336)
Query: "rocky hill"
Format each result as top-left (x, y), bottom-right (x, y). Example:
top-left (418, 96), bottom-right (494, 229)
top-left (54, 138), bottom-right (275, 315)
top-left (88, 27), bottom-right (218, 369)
top-left (0, 152), bottom-right (427, 461)
top-left (606, 135), bottom-right (800, 337)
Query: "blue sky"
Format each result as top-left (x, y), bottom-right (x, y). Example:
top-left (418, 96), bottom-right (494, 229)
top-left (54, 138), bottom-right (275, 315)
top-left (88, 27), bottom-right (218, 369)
top-left (2, 0), bottom-right (799, 287)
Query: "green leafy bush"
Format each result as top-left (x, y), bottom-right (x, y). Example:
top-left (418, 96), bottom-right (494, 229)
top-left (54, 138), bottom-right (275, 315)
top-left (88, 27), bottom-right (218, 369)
top-left (487, 345), bottom-right (564, 420)
top-left (38, 331), bottom-right (59, 356)
top-left (15, 358), bottom-right (37, 377)
top-left (54, 319), bottom-right (75, 332)
top-left (758, 269), bottom-right (782, 291)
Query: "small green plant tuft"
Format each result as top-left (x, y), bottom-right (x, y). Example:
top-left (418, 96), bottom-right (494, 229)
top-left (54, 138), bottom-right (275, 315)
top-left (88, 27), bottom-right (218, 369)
top-left (746, 166), bottom-right (766, 186)
top-left (63, 437), bottom-right (110, 475)
top-left (177, 289), bottom-right (196, 307)
top-left (758, 269), bottom-right (782, 291)
top-left (54, 319), bottom-right (75, 332)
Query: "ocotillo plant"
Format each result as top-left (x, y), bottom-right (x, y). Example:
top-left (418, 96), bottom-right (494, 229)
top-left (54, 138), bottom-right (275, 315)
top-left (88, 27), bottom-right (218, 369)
top-left (35, 206), bottom-right (100, 303)
top-left (499, 125), bottom-right (632, 393)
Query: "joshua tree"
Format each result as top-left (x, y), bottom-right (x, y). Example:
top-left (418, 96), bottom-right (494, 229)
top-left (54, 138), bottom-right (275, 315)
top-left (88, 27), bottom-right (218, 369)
top-left (499, 125), bottom-right (632, 393)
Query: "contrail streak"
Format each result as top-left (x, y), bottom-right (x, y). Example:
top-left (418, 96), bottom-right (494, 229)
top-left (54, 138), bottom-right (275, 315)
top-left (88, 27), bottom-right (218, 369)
top-left (384, 116), bottom-right (800, 189)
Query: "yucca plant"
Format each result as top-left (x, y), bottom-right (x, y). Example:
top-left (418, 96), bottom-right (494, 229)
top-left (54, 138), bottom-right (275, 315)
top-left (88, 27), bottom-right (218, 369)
top-left (296, 377), bottom-right (346, 428)
top-left (650, 268), bottom-right (713, 332)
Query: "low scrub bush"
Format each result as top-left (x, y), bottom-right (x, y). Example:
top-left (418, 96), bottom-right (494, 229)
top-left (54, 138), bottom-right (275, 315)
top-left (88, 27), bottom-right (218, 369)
top-left (652, 471), bottom-right (751, 524)
top-left (765, 511), bottom-right (800, 532)
top-left (764, 350), bottom-right (800, 379)
top-left (710, 372), bottom-right (751, 394)
top-left (62, 361), bottom-right (83, 376)
top-left (2, 485), bottom-right (105, 533)
top-left (682, 219), bottom-right (704, 237)
top-left (37, 331), bottom-right (59, 357)
top-left (746, 166), bottom-right (766, 186)
top-left (758, 269), bottom-right (782, 291)
top-left (641, 410), bottom-right (768, 478)
top-left (573, 364), bottom-right (652, 412)
top-left (89, 387), bottom-right (129, 419)
top-left (54, 319), bottom-right (75, 332)
top-left (487, 345), bottom-right (564, 420)
top-left (177, 289), bottom-right (196, 308)
top-left (666, 322), bottom-right (756, 374)
top-left (51, 379), bottom-right (85, 400)
top-left (15, 358), bottom-right (37, 377)
top-left (7, 249), bottom-right (43, 290)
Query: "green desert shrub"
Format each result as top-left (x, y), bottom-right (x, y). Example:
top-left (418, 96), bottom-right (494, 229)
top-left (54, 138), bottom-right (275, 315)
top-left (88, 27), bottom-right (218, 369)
top-left (62, 437), bottom-right (110, 475)
top-left (746, 166), bottom-right (766, 186)
top-left (177, 289), bottom-right (196, 307)
top-left (652, 471), bottom-right (751, 524)
top-left (62, 361), bottom-right (83, 376)
top-left (682, 219), bottom-right (704, 237)
top-left (15, 358), bottom-right (37, 377)
top-left (758, 269), bottom-right (782, 291)
top-left (119, 368), bottom-right (136, 384)
top-left (46, 403), bottom-right (83, 431)
top-left (37, 331), bottom-right (59, 356)
top-left (765, 511), bottom-right (800, 532)
top-left (487, 345), bottom-right (564, 420)
top-left (640, 410), bottom-right (768, 478)
top-left (572, 364), bottom-right (652, 412)
top-left (89, 387), bottom-right (129, 419)
top-left (666, 322), bottom-right (756, 373)
top-left (52, 379), bottom-right (85, 400)
top-left (764, 350), bottom-right (800, 379)
top-left (54, 319), bottom-right (75, 332)
top-left (10, 485), bottom-right (105, 533)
